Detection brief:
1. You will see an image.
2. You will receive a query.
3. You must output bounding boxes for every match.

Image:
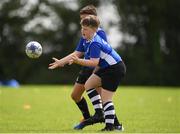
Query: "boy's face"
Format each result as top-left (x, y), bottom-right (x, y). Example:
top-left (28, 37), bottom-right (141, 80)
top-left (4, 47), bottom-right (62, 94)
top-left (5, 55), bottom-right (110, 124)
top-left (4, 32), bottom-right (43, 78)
top-left (81, 26), bottom-right (95, 40)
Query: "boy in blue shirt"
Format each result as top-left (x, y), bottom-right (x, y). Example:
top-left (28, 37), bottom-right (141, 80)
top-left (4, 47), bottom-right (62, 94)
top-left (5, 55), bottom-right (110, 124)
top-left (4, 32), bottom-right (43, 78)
top-left (49, 15), bottom-right (126, 131)
top-left (49, 5), bottom-right (106, 129)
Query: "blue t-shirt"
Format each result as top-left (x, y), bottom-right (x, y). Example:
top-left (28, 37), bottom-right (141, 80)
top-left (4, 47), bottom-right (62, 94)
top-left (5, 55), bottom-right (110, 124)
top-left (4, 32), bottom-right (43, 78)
top-left (76, 31), bottom-right (122, 68)
top-left (76, 27), bottom-right (107, 69)
top-left (86, 34), bottom-right (122, 68)
top-left (76, 27), bottom-right (107, 53)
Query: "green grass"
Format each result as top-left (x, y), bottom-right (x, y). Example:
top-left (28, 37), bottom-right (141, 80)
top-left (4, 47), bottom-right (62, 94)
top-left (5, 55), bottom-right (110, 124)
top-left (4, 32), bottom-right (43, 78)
top-left (0, 85), bottom-right (179, 133)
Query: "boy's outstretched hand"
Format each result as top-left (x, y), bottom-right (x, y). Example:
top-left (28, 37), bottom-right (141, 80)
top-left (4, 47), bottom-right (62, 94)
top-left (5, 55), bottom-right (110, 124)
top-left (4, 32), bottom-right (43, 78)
top-left (48, 57), bottom-right (64, 69)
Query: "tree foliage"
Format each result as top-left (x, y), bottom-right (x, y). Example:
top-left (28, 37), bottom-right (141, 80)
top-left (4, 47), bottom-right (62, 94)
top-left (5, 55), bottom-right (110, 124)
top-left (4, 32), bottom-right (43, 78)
top-left (114, 0), bottom-right (180, 85)
top-left (0, 0), bottom-right (179, 85)
top-left (0, 0), bottom-right (80, 84)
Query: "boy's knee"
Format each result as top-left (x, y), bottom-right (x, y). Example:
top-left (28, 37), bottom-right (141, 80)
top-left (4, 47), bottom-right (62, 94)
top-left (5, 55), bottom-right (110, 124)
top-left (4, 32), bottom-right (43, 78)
top-left (84, 81), bottom-right (94, 90)
top-left (71, 92), bottom-right (76, 101)
top-left (84, 82), bottom-right (89, 90)
top-left (71, 92), bottom-right (81, 102)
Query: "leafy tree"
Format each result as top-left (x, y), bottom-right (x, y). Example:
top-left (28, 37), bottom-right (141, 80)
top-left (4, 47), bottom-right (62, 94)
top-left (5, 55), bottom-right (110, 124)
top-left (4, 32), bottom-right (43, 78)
top-left (0, 0), bottom-right (81, 84)
top-left (114, 0), bottom-right (180, 85)
top-left (1, 0), bottom-right (179, 86)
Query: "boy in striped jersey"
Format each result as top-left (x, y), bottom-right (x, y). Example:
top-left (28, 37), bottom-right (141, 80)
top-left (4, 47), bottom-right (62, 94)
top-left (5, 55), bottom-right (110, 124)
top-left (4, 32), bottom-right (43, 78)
top-left (48, 5), bottom-right (105, 128)
top-left (77, 7), bottom-right (122, 130)
top-left (49, 15), bottom-right (126, 131)
top-left (69, 15), bottom-right (126, 131)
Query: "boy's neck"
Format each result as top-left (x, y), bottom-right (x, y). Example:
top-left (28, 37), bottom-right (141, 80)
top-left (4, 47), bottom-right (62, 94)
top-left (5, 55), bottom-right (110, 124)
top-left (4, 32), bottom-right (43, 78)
top-left (87, 33), bottom-right (97, 42)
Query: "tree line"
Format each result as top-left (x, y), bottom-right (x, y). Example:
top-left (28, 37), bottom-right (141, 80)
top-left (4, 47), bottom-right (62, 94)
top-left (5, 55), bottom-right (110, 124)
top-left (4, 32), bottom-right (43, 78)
top-left (0, 0), bottom-right (179, 86)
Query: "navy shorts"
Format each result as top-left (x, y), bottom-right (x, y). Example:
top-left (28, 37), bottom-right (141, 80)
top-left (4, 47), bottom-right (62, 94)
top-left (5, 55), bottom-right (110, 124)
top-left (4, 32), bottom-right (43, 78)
top-left (95, 61), bottom-right (126, 92)
top-left (76, 67), bottom-right (94, 84)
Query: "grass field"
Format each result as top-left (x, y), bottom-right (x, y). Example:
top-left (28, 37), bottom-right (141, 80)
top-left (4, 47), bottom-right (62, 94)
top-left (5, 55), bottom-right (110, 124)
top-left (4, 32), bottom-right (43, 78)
top-left (0, 85), bottom-right (179, 133)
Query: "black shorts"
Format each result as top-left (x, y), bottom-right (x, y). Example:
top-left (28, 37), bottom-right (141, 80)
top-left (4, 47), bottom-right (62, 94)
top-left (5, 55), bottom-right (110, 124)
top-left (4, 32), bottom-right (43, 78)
top-left (76, 67), bottom-right (94, 84)
top-left (95, 61), bottom-right (126, 92)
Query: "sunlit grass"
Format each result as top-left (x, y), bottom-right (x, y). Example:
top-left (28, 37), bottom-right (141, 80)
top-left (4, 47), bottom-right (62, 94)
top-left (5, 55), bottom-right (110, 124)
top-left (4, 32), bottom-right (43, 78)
top-left (0, 85), bottom-right (179, 133)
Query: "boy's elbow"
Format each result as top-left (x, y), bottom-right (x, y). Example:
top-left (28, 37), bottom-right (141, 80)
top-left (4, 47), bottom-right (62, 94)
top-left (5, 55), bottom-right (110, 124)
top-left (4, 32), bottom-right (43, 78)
top-left (89, 58), bottom-right (99, 67)
top-left (92, 61), bottom-right (99, 67)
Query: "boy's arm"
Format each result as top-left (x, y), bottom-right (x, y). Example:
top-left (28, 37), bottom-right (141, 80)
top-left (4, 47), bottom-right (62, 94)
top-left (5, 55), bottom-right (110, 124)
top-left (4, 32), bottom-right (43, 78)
top-left (75, 58), bottom-right (99, 67)
top-left (48, 51), bottom-right (83, 69)
top-left (70, 55), bottom-right (99, 67)
top-left (60, 51), bottom-right (83, 65)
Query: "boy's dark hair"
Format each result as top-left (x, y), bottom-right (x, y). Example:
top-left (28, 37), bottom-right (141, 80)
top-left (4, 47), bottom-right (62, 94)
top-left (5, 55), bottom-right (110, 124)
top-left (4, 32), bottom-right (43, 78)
top-left (80, 15), bottom-right (100, 29)
top-left (80, 5), bottom-right (97, 16)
